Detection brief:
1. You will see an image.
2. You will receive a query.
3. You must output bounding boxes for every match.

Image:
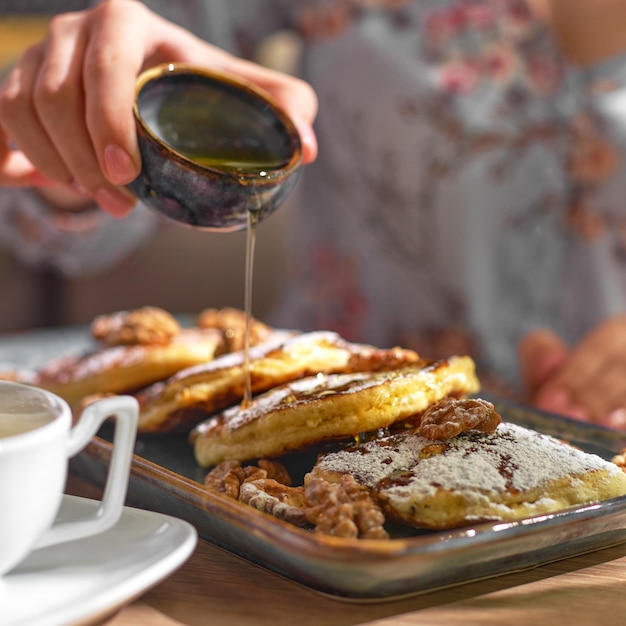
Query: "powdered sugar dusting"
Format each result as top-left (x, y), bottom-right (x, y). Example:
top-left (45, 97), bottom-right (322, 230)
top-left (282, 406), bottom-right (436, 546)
top-left (214, 370), bottom-right (396, 433)
top-left (316, 422), bottom-right (621, 496)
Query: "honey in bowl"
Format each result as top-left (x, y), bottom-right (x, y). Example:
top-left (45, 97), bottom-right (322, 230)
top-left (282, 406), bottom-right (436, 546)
top-left (129, 63), bottom-right (302, 230)
top-left (152, 82), bottom-right (291, 173)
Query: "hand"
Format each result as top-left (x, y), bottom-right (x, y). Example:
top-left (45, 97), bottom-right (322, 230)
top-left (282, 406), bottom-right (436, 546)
top-left (519, 317), bottom-right (626, 429)
top-left (0, 0), bottom-right (318, 217)
top-left (543, 0), bottom-right (626, 65)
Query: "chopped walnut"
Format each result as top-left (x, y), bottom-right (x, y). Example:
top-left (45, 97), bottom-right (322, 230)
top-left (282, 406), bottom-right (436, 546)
top-left (204, 460), bottom-right (262, 499)
top-left (197, 307), bottom-right (272, 352)
top-left (204, 459), bottom-right (293, 499)
top-left (612, 449), bottom-right (626, 472)
top-left (419, 397), bottom-right (501, 441)
top-left (91, 307), bottom-right (180, 347)
top-left (256, 458), bottom-right (293, 486)
top-left (239, 479), bottom-right (308, 526)
top-left (304, 474), bottom-right (389, 540)
top-left (205, 460), bottom-right (389, 539)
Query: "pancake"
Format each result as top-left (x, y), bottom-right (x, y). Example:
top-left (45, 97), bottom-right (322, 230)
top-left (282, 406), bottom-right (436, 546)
top-left (137, 330), bottom-right (421, 434)
top-left (192, 355), bottom-right (480, 467)
top-left (24, 306), bottom-right (277, 409)
top-left (34, 326), bottom-right (224, 405)
top-left (310, 421), bottom-right (626, 529)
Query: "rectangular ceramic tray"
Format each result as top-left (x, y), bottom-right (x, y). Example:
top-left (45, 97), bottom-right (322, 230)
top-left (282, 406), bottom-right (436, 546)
top-left (3, 327), bottom-right (626, 599)
top-left (70, 401), bottom-right (626, 600)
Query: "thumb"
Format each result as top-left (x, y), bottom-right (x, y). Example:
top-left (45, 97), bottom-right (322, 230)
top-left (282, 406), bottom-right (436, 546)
top-left (289, 114), bottom-right (318, 164)
top-left (0, 150), bottom-right (55, 187)
top-left (0, 124), bottom-right (55, 188)
top-left (518, 329), bottom-right (570, 397)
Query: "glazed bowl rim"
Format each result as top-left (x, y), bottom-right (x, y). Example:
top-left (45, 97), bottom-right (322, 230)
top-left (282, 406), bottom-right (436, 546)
top-left (133, 62), bottom-right (303, 183)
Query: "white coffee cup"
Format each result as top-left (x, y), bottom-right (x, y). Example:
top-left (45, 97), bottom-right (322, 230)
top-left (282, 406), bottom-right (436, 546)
top-left (0, 381), bottom-right (138, 576)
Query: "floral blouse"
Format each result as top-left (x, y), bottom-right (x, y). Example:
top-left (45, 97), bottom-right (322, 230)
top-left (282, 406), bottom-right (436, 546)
top-left (3, 0), bottom-right (626, 390)
top-left (229, 0), bottom-right (626, 389)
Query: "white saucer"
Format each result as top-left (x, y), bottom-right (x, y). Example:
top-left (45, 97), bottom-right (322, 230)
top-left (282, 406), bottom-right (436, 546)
top-left (0, 495), bottom-right (198, 626)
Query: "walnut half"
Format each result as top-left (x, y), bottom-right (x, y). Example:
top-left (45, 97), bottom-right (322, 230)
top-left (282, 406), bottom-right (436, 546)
top-left (419, 397), bottom-right (501, 441)
top-left (204, 459), bottom-right (308, 526)
top-left (197, 307), bottom-right (272, 352)
top-left (91, 306), bottom-right (180, 347)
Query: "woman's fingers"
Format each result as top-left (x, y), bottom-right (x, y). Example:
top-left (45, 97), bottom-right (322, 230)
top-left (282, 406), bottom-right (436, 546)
top-left (0, 2), bottom-right (157, 215)
top-left (583, 358), bottom-right (626, 420)
top-left (33, 13), bottom-right (109, 194)
top-left (0, 108), bottom-right (51, 187)
top-left (518, 329), bottom-right (592, 420)
top-left (83, 1), bottom-right (151, 185)
top-left (0, 146), bottom-right (52, 188)
top-left (518, 328), bottom-right (570, 396)
top-left (256, 73), bottom-right (319, 163)
top-left (558, 320), bottom-right (626, 421)
top-left (0, 9), bottom-right (137, 215)
top-left (524, 317), bottom-right (626, 426)
top-left (216, 55), bottom-right (319, 163)
top-left (0, 42), bottom-right (75, 186)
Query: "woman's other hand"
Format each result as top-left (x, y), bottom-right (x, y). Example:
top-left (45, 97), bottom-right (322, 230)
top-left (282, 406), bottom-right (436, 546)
top-left (519, 317), bottom-right (626, 429)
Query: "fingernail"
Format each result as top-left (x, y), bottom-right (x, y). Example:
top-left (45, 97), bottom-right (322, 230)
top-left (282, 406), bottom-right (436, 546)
top-left (103, 143), bottom-right (139, 185)
top-left (602, 408), bottom-right (626, 430)
top-left (95, 187), bottom-right (136, 217)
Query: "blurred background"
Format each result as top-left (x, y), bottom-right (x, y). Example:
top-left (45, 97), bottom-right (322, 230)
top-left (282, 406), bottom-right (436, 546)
top-left (0, 1), bottom-right (296, 334)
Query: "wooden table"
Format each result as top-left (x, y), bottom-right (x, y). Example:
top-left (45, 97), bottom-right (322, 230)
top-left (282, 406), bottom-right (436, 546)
top-left (66, 478), bottom-right (626, 626)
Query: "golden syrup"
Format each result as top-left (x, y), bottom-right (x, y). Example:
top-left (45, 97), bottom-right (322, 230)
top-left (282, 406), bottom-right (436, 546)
top-left (241, 203), bottom-right (261, 409)
top-left (155, 82), bottom-right (290, 175)
top-left (177, 151), bottom-right (285, 174)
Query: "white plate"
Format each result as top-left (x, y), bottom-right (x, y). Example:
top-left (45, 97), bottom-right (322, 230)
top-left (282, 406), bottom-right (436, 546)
top-left (0, 495), bottom-right (198, 626)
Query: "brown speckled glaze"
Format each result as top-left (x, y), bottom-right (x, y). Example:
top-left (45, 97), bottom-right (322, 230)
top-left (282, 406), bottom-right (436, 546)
top-left (129, 63), bottom-right (302, 231)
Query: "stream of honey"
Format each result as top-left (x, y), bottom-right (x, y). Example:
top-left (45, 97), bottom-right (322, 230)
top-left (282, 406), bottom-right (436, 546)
top-left (241, 206), bottom-right (260, 408)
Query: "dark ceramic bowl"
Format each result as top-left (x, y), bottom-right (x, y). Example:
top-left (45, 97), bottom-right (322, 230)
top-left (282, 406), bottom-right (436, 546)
top-left (129, 63), bottom-right (302, 231)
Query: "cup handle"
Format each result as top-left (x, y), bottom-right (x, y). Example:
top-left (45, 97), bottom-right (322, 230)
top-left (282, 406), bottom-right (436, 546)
top-left (34, 395), bottom-right (139, 549)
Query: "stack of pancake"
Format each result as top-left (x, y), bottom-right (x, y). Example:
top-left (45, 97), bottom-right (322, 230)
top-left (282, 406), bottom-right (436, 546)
top-left (5, 306), bottom-right (626, 535)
